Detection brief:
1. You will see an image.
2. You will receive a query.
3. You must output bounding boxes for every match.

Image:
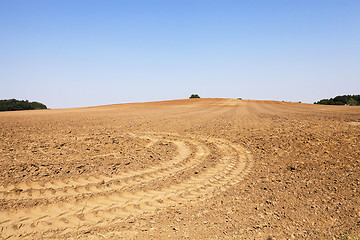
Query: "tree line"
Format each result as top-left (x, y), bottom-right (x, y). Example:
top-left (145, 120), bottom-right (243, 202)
top-left (0, 99), bottom-right (47, 112)
top-left (314, 95), bottom-right (360, 106)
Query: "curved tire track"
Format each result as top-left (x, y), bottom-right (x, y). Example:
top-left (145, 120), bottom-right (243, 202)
top-left (0, 132), bottom-right (253, 239)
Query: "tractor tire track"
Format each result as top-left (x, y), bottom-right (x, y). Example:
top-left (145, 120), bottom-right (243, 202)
top-left (0, 137), bottom-right (193, 200)
top-left (0, 132), bottom-right (252, 239)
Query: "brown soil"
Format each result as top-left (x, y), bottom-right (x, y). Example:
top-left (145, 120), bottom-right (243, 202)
top-left (0, 98), bottom-right (359, 239)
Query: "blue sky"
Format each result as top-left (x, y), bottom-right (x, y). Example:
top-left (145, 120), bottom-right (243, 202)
top-left (1, 0), bottom-right (359, 108)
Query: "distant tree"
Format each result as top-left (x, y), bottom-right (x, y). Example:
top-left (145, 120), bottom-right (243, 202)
top-left (314, 95), bottom-right (360, 106)
top-left (347, 98), bottom-right (358, 106)
top-left (0, 99), bottom-right (47, 111)
top-left (189, 94), bottom-right (200, 99)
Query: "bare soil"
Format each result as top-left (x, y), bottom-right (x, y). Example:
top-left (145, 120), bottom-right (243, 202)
top-left (0, 98), bottom-right (359, 239)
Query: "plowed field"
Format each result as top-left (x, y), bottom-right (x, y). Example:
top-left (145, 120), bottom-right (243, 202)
top-left (0, 98), bottom-right (359, 239)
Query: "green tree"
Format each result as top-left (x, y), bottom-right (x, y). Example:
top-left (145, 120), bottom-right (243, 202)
top-left (314, 95), bottom-right (360, 106)
top-left (189, 94), bottom-right (200, 99)
top-left (0, 99), bottom-right (47, 111)
top-left (347, 98), bottom-right (358, 106)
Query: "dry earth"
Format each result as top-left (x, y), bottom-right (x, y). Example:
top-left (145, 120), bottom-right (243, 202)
top-left (0, 98), bottom-right (359, 239)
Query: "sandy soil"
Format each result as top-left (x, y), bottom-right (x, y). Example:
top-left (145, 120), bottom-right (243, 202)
top-left (0, 98), bottom-right (359, 239)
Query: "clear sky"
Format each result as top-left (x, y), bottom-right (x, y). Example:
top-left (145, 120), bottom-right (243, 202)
top-left (1, 0), bottom-right (359, 108)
